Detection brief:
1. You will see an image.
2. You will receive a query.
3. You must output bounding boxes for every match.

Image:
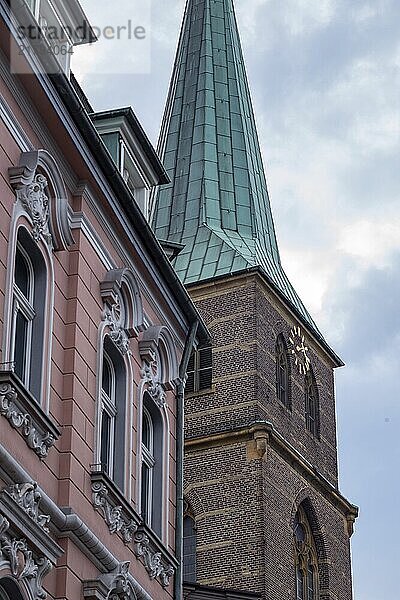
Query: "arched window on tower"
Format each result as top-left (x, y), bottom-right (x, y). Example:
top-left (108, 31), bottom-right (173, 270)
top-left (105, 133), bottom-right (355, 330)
top-left (183, 514), bottom-right (196, 582)
top-left (305, 370), bottom-right (319, 438)
top-left (293, 506), bottom-right (318, 600)
top-left (276, 334), bottom-right (290, 409)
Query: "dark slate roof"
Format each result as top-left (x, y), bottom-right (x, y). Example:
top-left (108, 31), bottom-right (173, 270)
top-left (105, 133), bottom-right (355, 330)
top-left (151, 0), bottom-right (322, 338)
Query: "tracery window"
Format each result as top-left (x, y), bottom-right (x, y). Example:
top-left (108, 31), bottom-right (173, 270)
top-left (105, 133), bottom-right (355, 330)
top-left (183, 514), bottom-right (197, 583)
top-left (276, 334), bottom-right (290, 409)
top-left (294, 506), bottom-right (319, 600)
top-left (305, 370), bottom-right (319, 437)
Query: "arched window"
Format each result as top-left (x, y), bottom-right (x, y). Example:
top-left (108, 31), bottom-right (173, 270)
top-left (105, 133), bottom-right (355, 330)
top-left (276, 334), bottom-right (290, 409)
top-left (99, 336), bottom-right (127, 491)
top-left (141, 407), bottom-right (154, 525)
top-left (293, 506), bottom-right (318, 600)
top-left (183, 514), bottom-right (196, 583)
top-left (11, 228), bottom-right (47, 400)
top-left (305, 370), bottom-right (319, 437)
top-left (140, 392), bottom-right (163, 536)
top-left (0, 578), bottom-right (25, 600)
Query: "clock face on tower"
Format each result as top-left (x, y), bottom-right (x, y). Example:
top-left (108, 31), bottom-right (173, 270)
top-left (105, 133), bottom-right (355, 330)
top-left (289, 325), bottom-right (311, 375)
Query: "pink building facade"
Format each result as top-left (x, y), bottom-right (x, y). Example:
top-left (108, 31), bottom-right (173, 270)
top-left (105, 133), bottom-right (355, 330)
top-left (0, 2), bottom-right (209, 599)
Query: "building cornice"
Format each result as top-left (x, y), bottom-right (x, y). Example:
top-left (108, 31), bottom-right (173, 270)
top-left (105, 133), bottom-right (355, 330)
top-left (0, 5), bottom-right (210, 347)
top-left (0, 444), bottom-right (163, 598)
top-left (185, 421), bottom-right (358, 528)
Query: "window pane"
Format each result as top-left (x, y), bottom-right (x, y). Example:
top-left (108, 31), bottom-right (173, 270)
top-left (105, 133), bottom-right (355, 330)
top-left (199, 347), bottom-right (212, 369)
top-left (14, 311), bottom-right (28, 382)
top-left (102, 356), bottom-right (112, 398)
top-left (100, 412), bottom-right (111, 473)
top-left (307, 564), bottom-right (315, 600)
top-left (296, 567), bottom-right (304, 600)
top-left (15, 247), bottom-right (30, 298)
top-left (141, 464), bottom-right (150, 523)
top-left (186, 371), bottom-right (195, 393)
top-left (183, 516), bottom-right (196, 582)
top-left (198, 347), bottom-right (212, 390)
top-left (142, 411), bottom-right (151, 451)
top-left (294, 522), bottom-right (306, 544)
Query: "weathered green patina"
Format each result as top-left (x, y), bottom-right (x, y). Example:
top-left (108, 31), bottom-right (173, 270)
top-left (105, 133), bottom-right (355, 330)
top-left (152, 0), bottom-right (320, 334)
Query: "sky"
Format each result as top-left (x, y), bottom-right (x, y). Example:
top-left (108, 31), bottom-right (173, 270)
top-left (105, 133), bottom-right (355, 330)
top-left (73, 1), bottom-right (400, 598)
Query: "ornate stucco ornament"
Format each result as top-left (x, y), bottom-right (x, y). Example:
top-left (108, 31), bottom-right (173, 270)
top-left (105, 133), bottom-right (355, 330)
top-left (102, 298), bottom-right (130, 356)
top-left (91, 481), bottom-right (137, 544)
top-left (0, 514), bottom-right (52, 600)
top-left (83, 562), bottom-right (138, 600)
top-left (140, 357), bottom-right (166, 408)
top-left (18, 174), bottom-right (51, 243)
top-left (8, 150), bottom-right (74, 251)
top-left (90, 482), bottom-right (174, 588)
top-left (138, 325), bottom-right (179, 406)
top-left (99, 269), bottom-right (144, 356)
top-left (5, 482), bottom-right (50, 531)
top-left (0, 382), bottom-right (56, 458)
top-left (108, 562), bottom-right (137, 600)
top-left (133, 530), bottom-right (174, 588)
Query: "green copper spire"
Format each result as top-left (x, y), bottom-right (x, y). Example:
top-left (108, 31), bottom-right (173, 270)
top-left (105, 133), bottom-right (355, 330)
top-left (152, 0), bottom-right (319, 333)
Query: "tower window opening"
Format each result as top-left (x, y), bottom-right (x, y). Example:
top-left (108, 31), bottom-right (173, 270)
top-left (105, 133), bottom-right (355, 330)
top-left (186, 346), bottom-right (212, 393)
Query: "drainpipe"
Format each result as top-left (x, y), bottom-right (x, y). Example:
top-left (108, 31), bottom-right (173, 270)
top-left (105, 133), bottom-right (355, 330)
top-left (175, 321), bottom-right (199, 600)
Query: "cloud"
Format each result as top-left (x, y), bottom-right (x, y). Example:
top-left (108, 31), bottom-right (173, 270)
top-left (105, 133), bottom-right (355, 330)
top-left (73, 2), bottom-right (400, 596)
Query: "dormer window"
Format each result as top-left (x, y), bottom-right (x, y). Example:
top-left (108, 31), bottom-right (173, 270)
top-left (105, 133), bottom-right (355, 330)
top-left (25, 0), bottom-right (38, 18)
top-left (90, 108), bottom-right (169, 220)
top-left (18, 0), bottom-right (95, 75)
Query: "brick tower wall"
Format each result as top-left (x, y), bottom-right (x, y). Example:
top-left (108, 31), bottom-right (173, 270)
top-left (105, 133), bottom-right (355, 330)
top-left (183, 272), bottom-right (355, 599)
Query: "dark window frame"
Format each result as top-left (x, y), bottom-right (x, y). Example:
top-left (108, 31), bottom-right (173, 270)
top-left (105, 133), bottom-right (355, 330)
top-left (183, 514), bottom-right (196, 583)
top-left (305, 370), bottom-right (320, 438)
top-left (12, 228), bottom-right (47, 402)
top-left (294, 506), bottom-right (319, 600)
top-left (276, 334), bottom-right (291, 409)
top-left (99, 336), bottom-right (127, 492)
top-left (186, 346), bottom-right (212, 394)
top-left (140, 392), bottom-right (163, 537)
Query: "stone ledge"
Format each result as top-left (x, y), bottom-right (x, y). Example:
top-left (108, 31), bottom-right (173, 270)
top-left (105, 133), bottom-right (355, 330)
top-left (0, 372), bottom-right (60, 459)
top-left (90, 470), bottom-right (176, 588)
top-left (0, 480), bottom-right (63, 600)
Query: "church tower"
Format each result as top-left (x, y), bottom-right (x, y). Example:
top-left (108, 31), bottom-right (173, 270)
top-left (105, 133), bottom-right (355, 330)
top-left (152, 1), bottom-right (358, 598)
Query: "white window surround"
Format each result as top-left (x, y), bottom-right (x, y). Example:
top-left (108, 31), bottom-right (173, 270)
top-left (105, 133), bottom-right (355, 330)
top-left (137, 325), bottom-right (180, 544)
top-left (95, 268), bottom-right (144, 500)
top-left (2, 222), bottom-right (52, 410)
top-left (3, 149), bottom-right (73, 413)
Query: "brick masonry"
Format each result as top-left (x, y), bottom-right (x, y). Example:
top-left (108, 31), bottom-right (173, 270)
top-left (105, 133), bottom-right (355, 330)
top-left (183, 272), bottom-right (357, 599)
